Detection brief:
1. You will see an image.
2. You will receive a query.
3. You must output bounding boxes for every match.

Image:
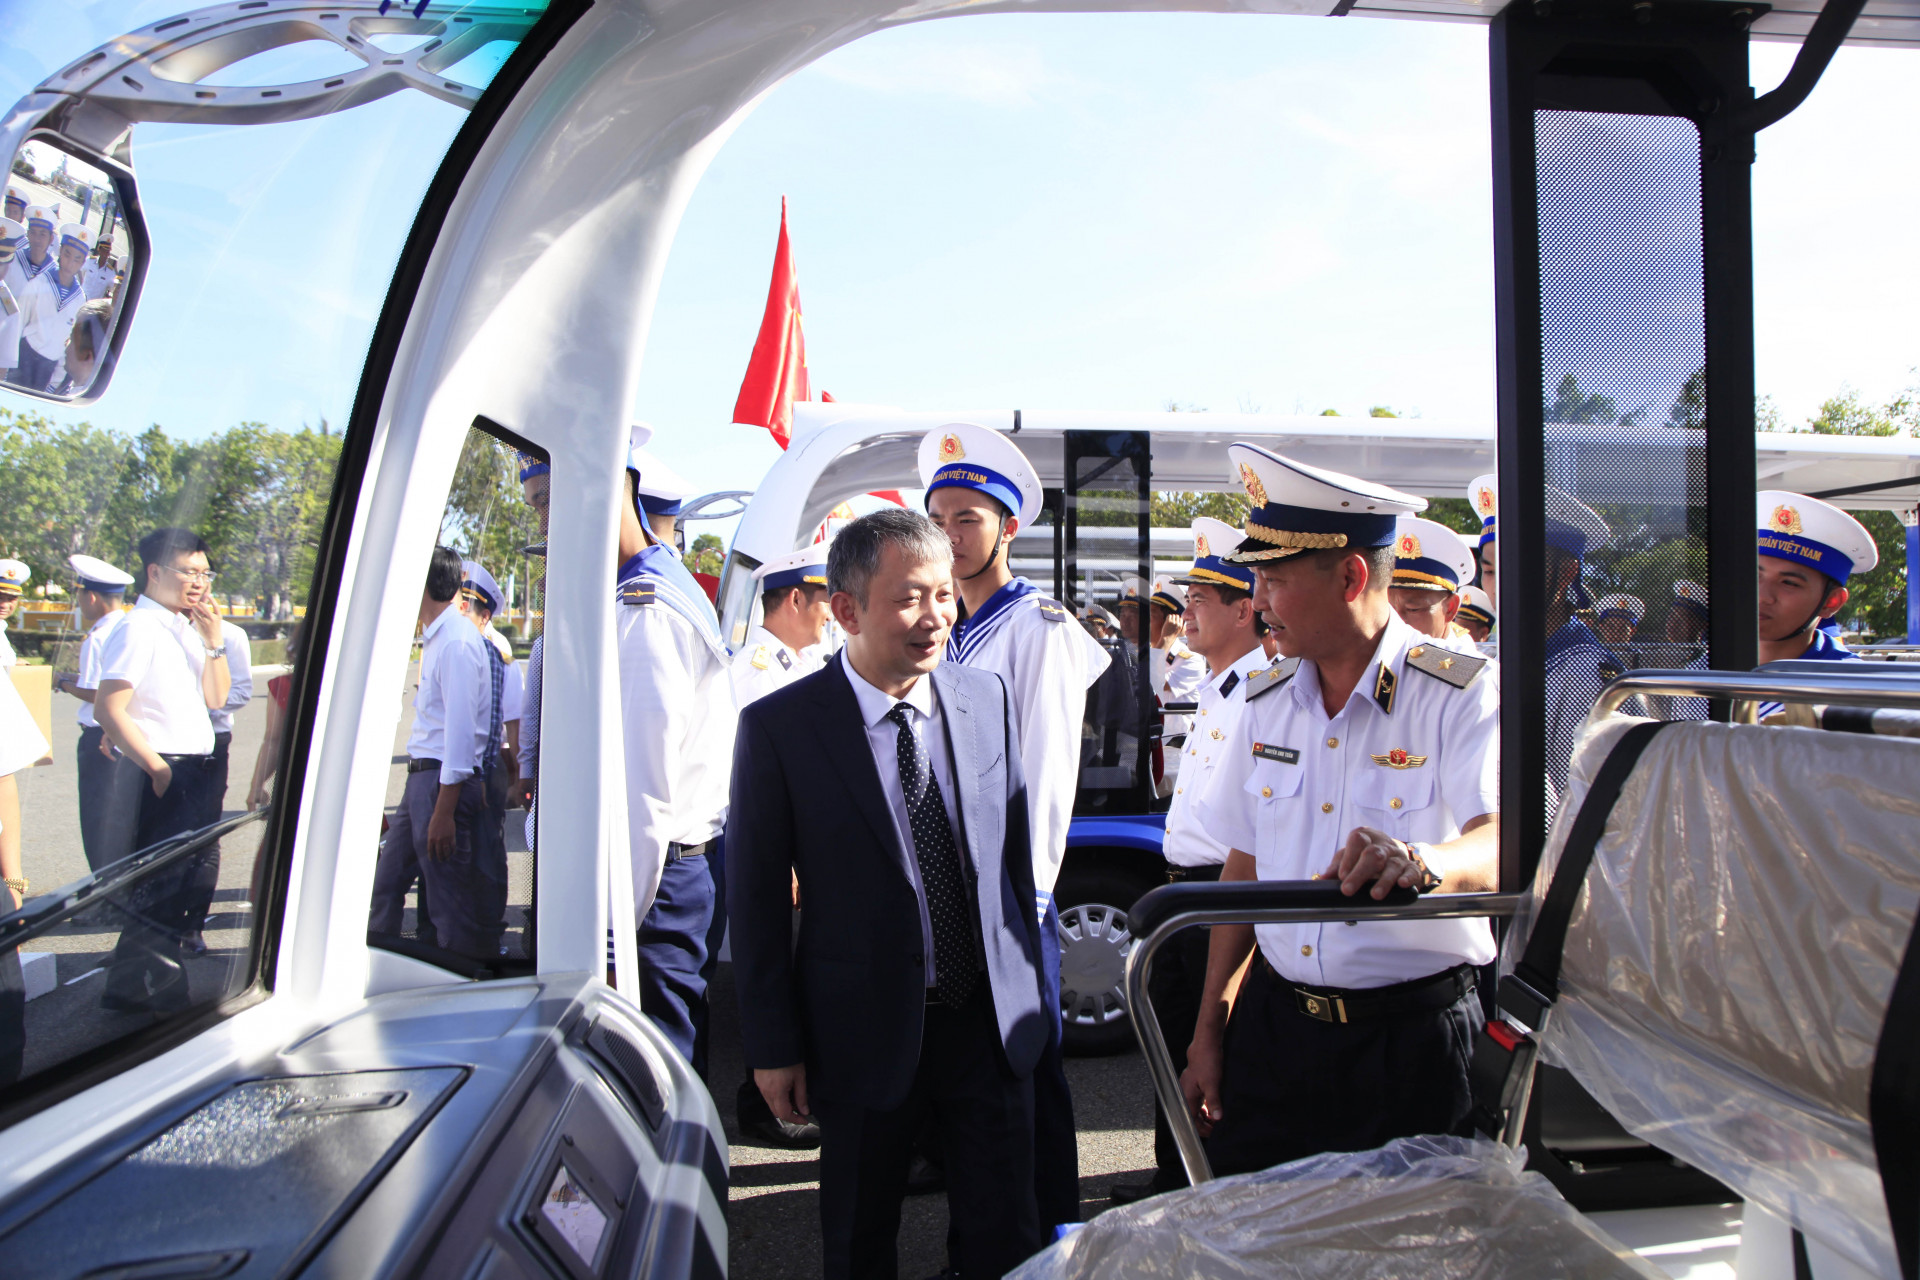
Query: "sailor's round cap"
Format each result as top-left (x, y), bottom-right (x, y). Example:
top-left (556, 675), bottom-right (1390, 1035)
top-left (514, 449), bottom-right (548, 484)
top-left (1757, 490), bottom-right (1878, 582)
top-left (0, 218), bottom-right (23, 263)
top-left (69, 553), bottom-right (133, 594)
top-left (1174, 516), bottom-right (1256, 592)
top-left (0, 559), bottom-right (30, 594)
top-left (2, 186), bottom-right (24, 213)
top-left (1391, 517), bottom-right (1476, 594)
top-left (1595, 593), bottom-right (1646, 624)
top-left (1469, 474), bottom-right (1497, 548)
top-left (23, 205), bottom-right (55, 232)
top-left (753, 544), bottom-right (830, 593)
top-left (1222, 444), bottom-right (1424, 565)
top-left (1672, 579), bottom-right (1710, 619)
top-left (628, 427), bottom-right (694, 516)
top-left (461, 560), bottom-right (503, 613)
top-left (1543, 487), bottom-right (1609, 559)
top-left (917, 423), bottom-right (1043, 528)
top-left (1456, 585), bottom-right (1495, 628)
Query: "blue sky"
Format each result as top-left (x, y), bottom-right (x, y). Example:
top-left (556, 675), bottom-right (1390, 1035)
top-left (5, 9), bottom-right (1915, 517)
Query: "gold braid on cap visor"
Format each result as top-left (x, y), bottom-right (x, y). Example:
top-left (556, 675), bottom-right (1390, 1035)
top-left (1222, 521), bottom-right (1349, 563)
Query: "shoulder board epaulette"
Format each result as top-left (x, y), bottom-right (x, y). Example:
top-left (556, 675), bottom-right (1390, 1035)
top-left (1404, 643), bottom-right (1488, 689)
top-left (618, 580), bottom-right (655, 607)
top-left (1244, 657), bottom-right (1301, 702)
top-left (1598, 653), bottom-right (1624, 681)
top-left (0, 291), bottom-right (15, 318)
top-left (1034, 597), bottom-right (1071, 624)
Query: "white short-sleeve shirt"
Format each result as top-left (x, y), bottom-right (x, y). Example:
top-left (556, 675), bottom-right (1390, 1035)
top-left (97, 594), bottom-right (216, 756)
top-left (75, 606), bottom-right (128, 728)
top-left (1163, 644), bottom-right (1273, 868)
top-left (1200, 612), bottom-right (1499, 989)
top-left (208, 619), bottom-right (253, 735)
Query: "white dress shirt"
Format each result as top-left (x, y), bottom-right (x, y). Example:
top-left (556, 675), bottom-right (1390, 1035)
top-left (0, 672), bottom-right (49, 778)
top-left (1201, 613), bottom-right (1499, 989)
top-left (843, 651), bottom-right (961, 988)
top-left (208, 619), bottom-right (253, 735)
top-left (16, 267), bottom-right (85, 362)
top-left (0, 281), bottom-right (20, 378)
top-left (75, 607), bottom-right (127, 728)
top-left (517, 635), bottom-right (542, 776)
top-left (730, 623), bottom-right (822, 710)
top-left (406, 605), bottom-right (491, 786)
top-left (0, 618), bottom-right (15, 669)
top-left (96, 594), bottom-right (215, 756)
top-left (1163, 644), bottom-right (1273, 868)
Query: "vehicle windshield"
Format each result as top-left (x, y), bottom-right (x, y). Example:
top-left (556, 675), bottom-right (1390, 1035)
top-left (0, 0), bottom-right (549, 1116)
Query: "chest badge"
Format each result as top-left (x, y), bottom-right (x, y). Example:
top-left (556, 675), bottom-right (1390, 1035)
top-left (1371, 748), bottom-right (1429, 769)
top-left (1252, 742), bottom-right (1300, 765)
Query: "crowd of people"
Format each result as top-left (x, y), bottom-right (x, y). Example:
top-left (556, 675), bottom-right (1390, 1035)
top-left (2, 183), bottom-right (124, 396)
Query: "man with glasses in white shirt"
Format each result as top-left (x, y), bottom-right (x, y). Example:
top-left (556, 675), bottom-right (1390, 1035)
top-left (94, 527), bottom-right (233, 1014)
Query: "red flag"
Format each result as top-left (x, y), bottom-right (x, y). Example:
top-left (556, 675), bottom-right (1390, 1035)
top-left (733, 198), bottom-right (811, 449)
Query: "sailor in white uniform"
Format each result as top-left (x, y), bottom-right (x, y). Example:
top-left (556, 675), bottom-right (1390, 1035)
top-left (0, 219), bottom-right (25, 384)
top-left (2, 205), bottom-right (56, 307)
top-left (1593, 593), bottom-right (1645, 651)
top-left (609, 425), bottom-right (737, 1074)
top-left (627, 422), bottom-right (696, 548)
top-left (12, 222), bottom-right (91, 392)
top-left (1539, 489), bottom-right (1619, 799)
top-left (0, 559), bottom-right (29, 668)
top-left (83, 235), bottom-right (118, 301)
top-left (1387, 516), bottom-right (1481, 651)
top-left (1469, 472), bottom-right (1498, 616)
top-left (732, 545), bottom-right (831, 710)
top-left (1752, 492), bottom-right (1878, 719)
top-left (1456, 586), bottom-right (1496, 649)
top-left (919, 421), bottom-right (1110, 1234)
top-left (1, 186), bottom-right (24, 226)
top-left (1184, 444), bottom-right (1499, 1175)
top-left (1111, 516), bottom-right (1274, 1202)
top-left (56, 554), bottom-right (140, 870)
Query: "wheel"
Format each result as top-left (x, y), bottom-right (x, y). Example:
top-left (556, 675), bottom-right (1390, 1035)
top-left (1054, 864), bottom-right (1160, 1056)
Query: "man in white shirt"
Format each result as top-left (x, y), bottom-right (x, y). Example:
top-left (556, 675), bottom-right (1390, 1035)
top-left (0, 672), bottom-right (51, 1081)
top-left (0, 218), bottom-right (25, 385)
top-left (83, 235), bottom-right (118, 300)
top-left (11, 221), bottom-right (90, 392)
top-left (1111, 517), bottom-right (1273, 1203)
top-left (54, 553), bottom-right (140, 871)
top-left (179, 614), bottom-right (253, 950)
top-left (1182, 446), bottom-right (1499, 1176)
top-left (0, 558), bottom-right (27, 669)
top-left (1387, 516), bottom-right (1481, 650)
top-left (2, 204), bottom-right (56, 312)
top-left (731, 545), bottom-right (831, 710)
top-left (461, 558), bottom-right (519, 938)
top-left (369, 546), bottom-right (501, 962)
top-left (94, 527), bottom-right (234, 1013)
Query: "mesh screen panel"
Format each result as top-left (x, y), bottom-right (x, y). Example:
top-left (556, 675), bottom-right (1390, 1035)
top-left (1534, 109), bottom-right (1712, 810)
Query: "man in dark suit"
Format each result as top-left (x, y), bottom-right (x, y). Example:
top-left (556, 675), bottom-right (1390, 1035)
top-left (729, 508), bottom-right (1050, 1280)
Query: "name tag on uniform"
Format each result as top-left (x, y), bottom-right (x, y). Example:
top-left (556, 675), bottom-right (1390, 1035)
top-left (1252, 742), bottom-right (1299, 765)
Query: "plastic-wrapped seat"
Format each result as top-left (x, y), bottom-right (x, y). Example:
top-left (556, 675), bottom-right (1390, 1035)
top-left (1016, 712), bottom-right (1920, 1280)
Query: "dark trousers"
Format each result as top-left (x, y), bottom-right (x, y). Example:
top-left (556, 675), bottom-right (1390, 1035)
top-left (637, 850), bottom-right (715, 1073)
top-left (102, 755), bottom-right (218, 1009)
top-left (1148, 911), bottom-right (1215, 1189)
top-left (76, 727), bottom-right (142, 873)
top-left (0, 948), bottom-right (23, 1084)
top-left (1031, 894), bottom-right (1080, 1228)
top-left (8, 344), bottom-right (56, 392)
top-left (370, 770), bottom-right (500, 961)
top-left (180, 731), bottom-right (231, 935)
top-left (1204, 956), bottom-right (1478, 1176)
top-left (694, 834), bottom-right (728, 1086)
top-left (816, 984), bottom-right (1042, 1280)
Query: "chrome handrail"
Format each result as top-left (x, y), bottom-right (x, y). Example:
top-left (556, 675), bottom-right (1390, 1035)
top-left (1123, 885), bottom-right (1526, 1187)
top-left (1585, 668), bottom-right (1920, 729)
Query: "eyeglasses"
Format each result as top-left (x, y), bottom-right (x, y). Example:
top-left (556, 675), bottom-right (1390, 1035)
top-left (160, 565), bottom-right (218, 584)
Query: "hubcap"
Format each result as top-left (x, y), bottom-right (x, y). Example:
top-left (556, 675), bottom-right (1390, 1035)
top-left (1058, 902), bottom-right (1133, 1029)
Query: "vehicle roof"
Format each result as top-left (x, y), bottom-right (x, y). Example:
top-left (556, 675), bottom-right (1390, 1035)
top-left (1334, 0), bottom-right (1919, 48)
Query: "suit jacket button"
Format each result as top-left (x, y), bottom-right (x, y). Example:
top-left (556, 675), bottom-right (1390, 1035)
top-left (912, 953), bottom-right (924, 965)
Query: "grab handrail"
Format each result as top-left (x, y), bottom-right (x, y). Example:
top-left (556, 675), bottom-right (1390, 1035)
top-left (1586, 668), bottom-right (1920, 728)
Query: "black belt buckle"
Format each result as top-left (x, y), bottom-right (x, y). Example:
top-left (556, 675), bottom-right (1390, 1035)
top-left (1295, 988), bottom-right (1345, 1023)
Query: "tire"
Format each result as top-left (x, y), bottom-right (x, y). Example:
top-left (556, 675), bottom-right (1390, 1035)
top-left (1053, 862), bottom-right (1161, 1057)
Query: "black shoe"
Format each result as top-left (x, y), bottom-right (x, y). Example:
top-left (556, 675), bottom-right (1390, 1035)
top-left (904, 1153), bottom-right (945, 1197)
top-left (1107, 1179), bottom-right (1157, 1205)
top-left (180, 933), bottom-right (208, 957)
top-left (740, 1112), bottom-right (822, 1149)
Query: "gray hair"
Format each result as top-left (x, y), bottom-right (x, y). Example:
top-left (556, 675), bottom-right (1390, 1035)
top-left (827, 508), bottom-right (953, 607)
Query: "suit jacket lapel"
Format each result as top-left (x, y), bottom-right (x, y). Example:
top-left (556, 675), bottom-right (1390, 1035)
top-left (933, 665), bottom-right (988, 875)
top-left (809, 659), bottom-right (912, 879)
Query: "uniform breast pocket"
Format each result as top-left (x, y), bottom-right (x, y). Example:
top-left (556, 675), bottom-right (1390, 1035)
top-left (1354, 769), bottom-right (1435, 836)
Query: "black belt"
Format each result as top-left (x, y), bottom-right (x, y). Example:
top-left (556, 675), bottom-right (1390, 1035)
top-left (407, 757), bottom-right (441, 774)
top-left (668, 840), bottom-right (714, 862)
top-left (1258, 954), bottom-right (1475, 1024)
top-left (159, 752), bottom-right (213, 763)
top-left (1166, 862), bottom-right (1223, 884)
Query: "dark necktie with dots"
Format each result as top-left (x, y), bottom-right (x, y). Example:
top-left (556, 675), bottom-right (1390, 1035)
top-left (887, 702), bottom-right (979, 1008)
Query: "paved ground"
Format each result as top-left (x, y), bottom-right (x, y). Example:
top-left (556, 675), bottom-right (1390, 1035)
top-left (708, 960), bottom-right (1161, 1280)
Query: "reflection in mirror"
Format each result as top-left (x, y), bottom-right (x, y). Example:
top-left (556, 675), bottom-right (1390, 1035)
top-left (2, 138), bottom-right (133, 402)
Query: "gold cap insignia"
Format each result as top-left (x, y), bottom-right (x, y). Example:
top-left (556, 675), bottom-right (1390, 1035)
top-left (1476, 486), bottom-right (1495, 516)
top-left (939, 433), bottom-right (965, 462)
top-left (1397, 532), bottom-right (1421, 559)
top-left (1195, 533), bottom-right (1210, 558)
top-left (1239, 462), bottom-right (1267, 507)
top-left (1770, 503), bottom-right (1803, 535)
top-left (1371, 748), bottom-right (1430, 769)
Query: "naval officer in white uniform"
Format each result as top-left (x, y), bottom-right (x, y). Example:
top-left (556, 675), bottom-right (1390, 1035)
top-left (0, 559), bottom-right (28, 669)
top-left (1111, 516), bottom-right (1274, 1203)
top-left (57, 554), bottom-right (140, 871)
top-left (0, 219), bottom-right (25, 384)
top-left (1183, 444), bottom-right (1499, 1175)
top-left (919, 421), bottom-right (1110, 1234)
top-left (732, 544), bottom-right (831, 709)
top-left (1387, 516), bottom-right (1481, 650)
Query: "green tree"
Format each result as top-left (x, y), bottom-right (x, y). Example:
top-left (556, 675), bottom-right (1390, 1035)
top-left (439, 430), bottom-right (541, 610)
top-left (1545, 374), bottom-right (1631, 426)
top-left (1667, 368), bottom-right (1705, 430)
top-left (686, 533), bottom-right (724, 576)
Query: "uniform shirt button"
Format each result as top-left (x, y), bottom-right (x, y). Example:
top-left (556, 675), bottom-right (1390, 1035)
top-left (1261, 786), bottom-right (1273, 798)
top-left (1300, 944), bottom-right (1313, 957)
top-left (1176, 787), bottom-right (1183, 794)
top-left (1320, 802), bottom-right (1333, 814)
top-left (1326, 737), bottom-right (1339, 748)
top-left (1389, 798), bottom-right (1403, 809)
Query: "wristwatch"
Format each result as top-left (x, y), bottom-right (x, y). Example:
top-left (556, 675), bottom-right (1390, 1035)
top-left (3, 876), bottom-right (27, 898)
top-left (1402, 841), bottom-right (1443, 894)
top-left (203, 644), bottom-right (228, 658)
